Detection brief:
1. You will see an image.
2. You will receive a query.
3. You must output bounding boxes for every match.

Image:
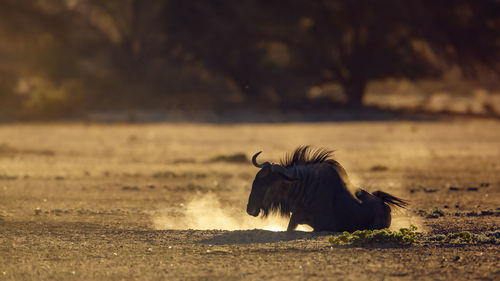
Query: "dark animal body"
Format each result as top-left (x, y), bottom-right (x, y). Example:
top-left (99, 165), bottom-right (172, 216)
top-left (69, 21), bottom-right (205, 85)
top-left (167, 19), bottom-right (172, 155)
top-left (246, 146), bottom-right (408, 232)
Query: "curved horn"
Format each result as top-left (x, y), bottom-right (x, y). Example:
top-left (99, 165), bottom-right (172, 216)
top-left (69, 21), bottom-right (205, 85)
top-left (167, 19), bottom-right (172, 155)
top-left (252, 151), bottom-right (270, 168)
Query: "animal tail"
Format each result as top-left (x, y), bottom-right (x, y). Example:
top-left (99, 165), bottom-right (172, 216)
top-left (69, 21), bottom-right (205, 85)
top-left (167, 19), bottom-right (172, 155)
top-left (373, 191), bottom-right (409, 208)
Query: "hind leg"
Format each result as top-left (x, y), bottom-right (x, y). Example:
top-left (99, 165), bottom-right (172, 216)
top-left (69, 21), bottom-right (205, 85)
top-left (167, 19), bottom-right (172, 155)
top-left (372, 204), bottom-right (392, 229)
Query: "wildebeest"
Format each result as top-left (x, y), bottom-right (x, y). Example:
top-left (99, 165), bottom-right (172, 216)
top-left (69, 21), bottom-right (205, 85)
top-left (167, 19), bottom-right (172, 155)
top-left (246, 146), bottom-right (408, 232)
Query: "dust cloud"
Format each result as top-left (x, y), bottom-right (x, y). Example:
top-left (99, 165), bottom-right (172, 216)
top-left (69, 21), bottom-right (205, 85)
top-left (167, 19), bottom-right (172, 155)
top-left (390, 210), bottom-right (426, 232)
top-left (152, 193), bottom-right (312, 232)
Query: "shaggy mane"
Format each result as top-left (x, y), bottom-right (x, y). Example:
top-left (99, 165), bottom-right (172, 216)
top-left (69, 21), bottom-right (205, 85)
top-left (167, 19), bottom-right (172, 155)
top-left (280, 145), bottom-right (338, 168)
top-left (262, 202), bottom-right (292, 218)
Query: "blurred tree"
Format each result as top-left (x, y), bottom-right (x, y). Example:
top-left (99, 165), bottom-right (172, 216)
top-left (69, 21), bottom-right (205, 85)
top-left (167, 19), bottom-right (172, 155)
top-left (0, 0), bottom-right (174, 111)
top-left (165, 0), bottom-right (307, 107)
top-left (57, 0), bottom-right (173, 105)
top-left (165, 0), bottom-right (500, 107)
top-left (0, 0), bottom-right (75, 117)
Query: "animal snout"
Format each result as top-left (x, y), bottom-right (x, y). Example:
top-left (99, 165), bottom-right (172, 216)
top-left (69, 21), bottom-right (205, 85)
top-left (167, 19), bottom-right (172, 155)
top-left (246, 205), bottom-right (260, 217)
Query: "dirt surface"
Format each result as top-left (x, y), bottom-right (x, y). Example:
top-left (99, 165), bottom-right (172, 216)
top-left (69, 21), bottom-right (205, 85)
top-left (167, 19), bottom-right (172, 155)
top-left (0, 120), bottom-right (499, 280)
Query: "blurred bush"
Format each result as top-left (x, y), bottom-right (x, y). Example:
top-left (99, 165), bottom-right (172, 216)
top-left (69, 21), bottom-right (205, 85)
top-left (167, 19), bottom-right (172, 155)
top-left (17, 78), bottom-right (84, 120)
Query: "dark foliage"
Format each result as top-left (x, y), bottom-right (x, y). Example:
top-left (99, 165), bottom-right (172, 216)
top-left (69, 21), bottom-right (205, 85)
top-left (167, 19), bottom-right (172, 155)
top-left (1, 0), bottom-right (500, 117)
top-left (165, 0), bottom-right (500, 106)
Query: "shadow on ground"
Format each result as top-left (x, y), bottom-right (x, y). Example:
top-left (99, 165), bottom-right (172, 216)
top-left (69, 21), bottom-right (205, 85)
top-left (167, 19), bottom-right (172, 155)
top-left (199, 229), bottom-right (332, 245)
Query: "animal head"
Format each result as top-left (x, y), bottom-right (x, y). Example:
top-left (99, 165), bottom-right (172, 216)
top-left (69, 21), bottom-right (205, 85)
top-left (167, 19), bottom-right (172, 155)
top-left (246, 151), bottom-right (298, 217)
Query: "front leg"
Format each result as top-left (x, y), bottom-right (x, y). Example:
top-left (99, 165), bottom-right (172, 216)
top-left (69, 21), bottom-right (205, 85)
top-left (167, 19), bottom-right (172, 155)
top-left (287, 212), bottom-right (301, 231)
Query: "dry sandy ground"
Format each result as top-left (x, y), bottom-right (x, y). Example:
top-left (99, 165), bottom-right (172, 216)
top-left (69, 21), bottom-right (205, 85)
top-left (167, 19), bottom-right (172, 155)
top-left (0, 119), bottom-right (499, 280)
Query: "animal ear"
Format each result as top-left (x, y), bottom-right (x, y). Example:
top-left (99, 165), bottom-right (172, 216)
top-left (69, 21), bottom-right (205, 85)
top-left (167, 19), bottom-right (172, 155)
top-left (259, 164), bottom-right (272, 176)
top-left (270, 165), bottom-right (299, 183)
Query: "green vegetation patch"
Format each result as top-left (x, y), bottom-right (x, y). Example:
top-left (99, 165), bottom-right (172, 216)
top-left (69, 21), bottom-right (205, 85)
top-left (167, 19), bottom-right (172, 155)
top-left (329, 225), bottom-right (418, 246)
top-left (452, 231), bottom-right (472, 242)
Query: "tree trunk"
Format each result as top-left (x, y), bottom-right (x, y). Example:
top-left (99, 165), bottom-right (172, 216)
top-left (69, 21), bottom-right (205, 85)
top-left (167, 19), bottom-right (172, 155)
top-left (342, 80), bottom-right (367, 107)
